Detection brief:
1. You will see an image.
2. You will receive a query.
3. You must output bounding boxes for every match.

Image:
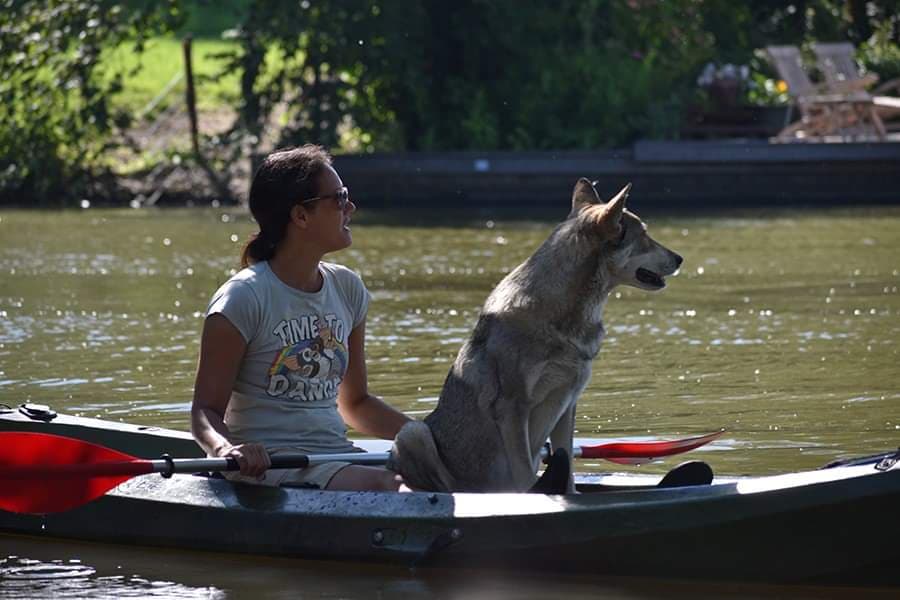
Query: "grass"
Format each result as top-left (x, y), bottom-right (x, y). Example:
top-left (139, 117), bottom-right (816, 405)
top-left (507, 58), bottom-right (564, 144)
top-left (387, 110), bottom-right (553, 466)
top-left (102, 35), bottom-right (295, 120)
top-left (102, 37), bottom-right (241, 113)
top-left (100, 1), bottom-right (261, 115)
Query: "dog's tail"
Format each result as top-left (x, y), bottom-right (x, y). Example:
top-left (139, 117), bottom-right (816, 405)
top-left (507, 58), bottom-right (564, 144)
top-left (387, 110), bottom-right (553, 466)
top-left (389, 420), bottom-right (457, 492)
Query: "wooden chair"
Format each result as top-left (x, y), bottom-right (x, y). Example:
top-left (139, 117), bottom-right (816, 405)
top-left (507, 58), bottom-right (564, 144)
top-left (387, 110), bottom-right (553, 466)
top-left (812, 42), bottom-right (900, 132)
top-left (766, 45), bottom-right (886, 141)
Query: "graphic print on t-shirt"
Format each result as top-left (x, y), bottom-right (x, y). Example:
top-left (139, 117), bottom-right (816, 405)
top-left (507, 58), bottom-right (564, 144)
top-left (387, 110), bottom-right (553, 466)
top-left (267, 314), bottom-right (348, 402)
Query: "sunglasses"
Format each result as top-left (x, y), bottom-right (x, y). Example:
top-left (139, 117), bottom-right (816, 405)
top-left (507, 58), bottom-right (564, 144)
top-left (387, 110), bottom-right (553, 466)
top-left (299, 186), bottom-right (351, 211)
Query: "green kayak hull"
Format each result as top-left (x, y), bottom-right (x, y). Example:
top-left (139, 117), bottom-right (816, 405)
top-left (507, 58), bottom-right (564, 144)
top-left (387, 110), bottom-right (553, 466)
top-left (1, 406), bottom-right (898, 583)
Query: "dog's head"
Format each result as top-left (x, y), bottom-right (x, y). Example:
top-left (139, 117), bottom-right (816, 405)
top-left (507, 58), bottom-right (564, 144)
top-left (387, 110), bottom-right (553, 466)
top-left (569, 178), bottom-right (682, 291)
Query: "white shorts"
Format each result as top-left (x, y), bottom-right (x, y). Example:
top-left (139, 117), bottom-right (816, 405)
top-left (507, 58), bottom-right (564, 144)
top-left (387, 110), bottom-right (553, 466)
top-left (223, 458), bottom-right (351, 490)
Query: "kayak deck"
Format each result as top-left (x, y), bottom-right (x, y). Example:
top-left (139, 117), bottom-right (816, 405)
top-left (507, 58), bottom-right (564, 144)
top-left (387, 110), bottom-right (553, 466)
top-left (1, 405), bottom-right (898, 583)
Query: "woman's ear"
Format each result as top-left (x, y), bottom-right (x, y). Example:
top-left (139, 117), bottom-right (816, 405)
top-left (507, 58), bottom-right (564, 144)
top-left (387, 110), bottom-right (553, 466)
top-left (290, 204), bottom-right (311, 229)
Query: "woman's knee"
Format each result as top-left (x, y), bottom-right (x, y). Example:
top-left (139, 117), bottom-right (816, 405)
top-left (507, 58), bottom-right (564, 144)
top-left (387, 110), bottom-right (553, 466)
top-left (327, 465), bottom-right (400, 491)
top-left (368, 467), bottom-right (401, 491)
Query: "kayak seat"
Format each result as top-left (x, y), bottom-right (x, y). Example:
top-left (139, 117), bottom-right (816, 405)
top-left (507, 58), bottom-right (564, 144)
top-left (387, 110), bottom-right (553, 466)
top-left (530, 448), bottom-right (570, 494)
top-left (657, 460), bottom-right (714, 488)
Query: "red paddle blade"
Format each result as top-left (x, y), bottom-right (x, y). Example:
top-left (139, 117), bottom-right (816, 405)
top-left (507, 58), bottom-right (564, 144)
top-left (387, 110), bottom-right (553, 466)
top-left (579, 430), bottom-right (724, 465)
top-left (0, 432), bottom-right (153, 515)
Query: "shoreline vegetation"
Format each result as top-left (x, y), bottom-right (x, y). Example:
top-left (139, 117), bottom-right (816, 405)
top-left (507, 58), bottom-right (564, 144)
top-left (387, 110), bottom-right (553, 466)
top-left (2, 1), bottom-right (899, 207)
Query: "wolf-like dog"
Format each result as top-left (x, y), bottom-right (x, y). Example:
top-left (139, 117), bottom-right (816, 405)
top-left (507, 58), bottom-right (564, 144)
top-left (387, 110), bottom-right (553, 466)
top-left (389, 179), bottom-right (682, 492)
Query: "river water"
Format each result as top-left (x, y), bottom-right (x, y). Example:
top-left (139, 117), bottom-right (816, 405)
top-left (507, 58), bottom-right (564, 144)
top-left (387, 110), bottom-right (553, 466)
top-left (1, 206), bottom-right (898, 598)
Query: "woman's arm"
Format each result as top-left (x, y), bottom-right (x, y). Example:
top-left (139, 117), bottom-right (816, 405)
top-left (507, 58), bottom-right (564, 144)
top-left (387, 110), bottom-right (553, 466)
top-left (338, 320), bottom-right (412, 439)
top-left (191, 313), bottom-right (270, 476)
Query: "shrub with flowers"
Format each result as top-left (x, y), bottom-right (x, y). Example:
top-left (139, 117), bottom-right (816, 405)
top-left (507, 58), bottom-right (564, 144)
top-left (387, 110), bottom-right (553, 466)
top-left (747, 73), bottom-right (791, 106)
top-left (696, 58), bottom-right (792, 108)
top-left (745, 50), bottom-right (791, 107)
top-left (695, 62), bottom-right (750, 108)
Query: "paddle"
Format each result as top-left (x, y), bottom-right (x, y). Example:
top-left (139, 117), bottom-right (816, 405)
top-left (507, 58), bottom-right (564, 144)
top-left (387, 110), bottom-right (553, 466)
top-left (0, 429), bottom-right (723, 515)
top-left (574, 429), bottom-right (724, 464)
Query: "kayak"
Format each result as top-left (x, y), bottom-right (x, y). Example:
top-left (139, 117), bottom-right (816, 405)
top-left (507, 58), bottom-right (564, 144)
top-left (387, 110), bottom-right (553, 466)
top-left (1, 404), bottom-right (899, 584)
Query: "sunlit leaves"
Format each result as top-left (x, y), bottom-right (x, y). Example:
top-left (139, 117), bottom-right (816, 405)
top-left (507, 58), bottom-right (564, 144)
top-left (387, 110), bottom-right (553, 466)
top-left (0, 0), bottom-right (183, 205)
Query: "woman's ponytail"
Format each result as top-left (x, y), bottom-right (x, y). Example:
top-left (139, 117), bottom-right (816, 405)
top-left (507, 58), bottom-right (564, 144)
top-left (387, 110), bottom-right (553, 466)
top-left (240, 231), bottom-right (277, 268)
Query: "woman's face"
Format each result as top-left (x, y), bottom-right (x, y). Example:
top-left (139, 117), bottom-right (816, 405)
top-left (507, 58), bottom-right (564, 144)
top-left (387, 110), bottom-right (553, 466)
top-left (307, 165), bottom-right (356, 253)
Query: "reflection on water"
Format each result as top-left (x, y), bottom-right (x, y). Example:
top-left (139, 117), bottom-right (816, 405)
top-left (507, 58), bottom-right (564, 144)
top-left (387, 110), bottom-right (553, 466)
top-left (2, 536), bottom-right (898, 600)
top-left (0, 550), bottom-right (224, 599)
top-left (1, 206), bottom-right (899, 597)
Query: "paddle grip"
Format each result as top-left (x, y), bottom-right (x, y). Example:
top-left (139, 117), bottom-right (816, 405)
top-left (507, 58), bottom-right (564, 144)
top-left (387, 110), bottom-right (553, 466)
top-left (216, 456), bottom-right (308, 472)
top-left (269, 454), bottom-right (311, 469)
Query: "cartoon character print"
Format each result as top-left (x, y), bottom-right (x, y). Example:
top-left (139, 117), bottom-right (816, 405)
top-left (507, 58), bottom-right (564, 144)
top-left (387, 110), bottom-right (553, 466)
top-left (270, 338), bottom-right (325, 379)
top-left (267, 317), bottom-right (348, 401)
top-left (315, 322), bottom-right (348, 379)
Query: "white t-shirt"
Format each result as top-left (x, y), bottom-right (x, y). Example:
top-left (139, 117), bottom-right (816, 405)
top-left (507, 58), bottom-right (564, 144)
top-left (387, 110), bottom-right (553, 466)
top-left (206, 261), bottom-right (371, 454)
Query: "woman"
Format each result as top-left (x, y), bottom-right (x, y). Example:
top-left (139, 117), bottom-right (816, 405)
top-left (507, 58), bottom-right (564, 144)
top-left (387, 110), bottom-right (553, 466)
top-left (191, 145), bottom-right (411, 491)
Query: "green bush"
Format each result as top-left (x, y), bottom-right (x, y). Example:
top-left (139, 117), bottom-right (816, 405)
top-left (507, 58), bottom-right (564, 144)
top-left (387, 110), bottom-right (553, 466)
top-left (860, 18), bottom-right (900, 85)
top-left (0, 0), bottom-right (182, 205)
top-left (213, 1), bottom-right (743, 152)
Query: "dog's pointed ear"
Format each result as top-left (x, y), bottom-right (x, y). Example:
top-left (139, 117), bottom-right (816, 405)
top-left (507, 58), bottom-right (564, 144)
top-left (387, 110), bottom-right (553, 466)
top-left (596, 183), bottom-right (630, 237)
top-left (600, 183), bottom-right (630, 225)
top-left (570, 178), bottom-right (602, 215)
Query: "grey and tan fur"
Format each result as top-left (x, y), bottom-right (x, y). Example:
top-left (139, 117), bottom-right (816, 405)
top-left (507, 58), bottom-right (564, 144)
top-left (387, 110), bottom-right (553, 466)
top-left (389, 179), bottom-right (682, 492)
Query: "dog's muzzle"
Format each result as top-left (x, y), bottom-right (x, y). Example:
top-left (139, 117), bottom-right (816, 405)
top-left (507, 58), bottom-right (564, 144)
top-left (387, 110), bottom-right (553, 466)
top-left (636, 267), bottom-right (666, 288)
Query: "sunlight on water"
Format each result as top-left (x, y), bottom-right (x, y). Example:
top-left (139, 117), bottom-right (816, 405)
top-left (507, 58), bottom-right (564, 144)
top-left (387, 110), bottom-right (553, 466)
top-left (1, 207), bottom-right (899, 478)
top-left (2, 206), bottom-right (899, 600)
top-left (0, 554), bottom-right (225, 599)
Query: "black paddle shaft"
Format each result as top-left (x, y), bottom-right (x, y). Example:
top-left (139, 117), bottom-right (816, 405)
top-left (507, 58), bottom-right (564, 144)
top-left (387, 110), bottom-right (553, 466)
top-left (150, 451), bottom-right (387, 478)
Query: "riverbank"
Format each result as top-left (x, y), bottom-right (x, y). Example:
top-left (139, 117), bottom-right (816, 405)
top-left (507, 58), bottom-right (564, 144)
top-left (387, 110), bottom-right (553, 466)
top-left (115, 137), bottom-right (900, 210)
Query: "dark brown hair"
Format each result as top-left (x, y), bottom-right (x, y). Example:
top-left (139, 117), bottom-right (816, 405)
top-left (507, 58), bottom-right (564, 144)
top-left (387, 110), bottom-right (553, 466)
top-left (240, 145), bottom-right (333, 267)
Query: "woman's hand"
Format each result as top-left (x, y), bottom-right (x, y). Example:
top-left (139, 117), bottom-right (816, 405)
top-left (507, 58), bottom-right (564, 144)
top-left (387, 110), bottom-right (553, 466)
top-left (217, 442), bottom-right (271, 478)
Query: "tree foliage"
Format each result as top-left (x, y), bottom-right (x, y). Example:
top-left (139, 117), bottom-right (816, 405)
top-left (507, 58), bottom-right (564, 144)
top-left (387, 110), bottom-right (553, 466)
top-left (217, 0), bottom-right (899, 154)
top-left (214, 0), bottom-right (734, 152)
top-left (3, 0), bottom-right (899, 205)
top-left (0, 0), bottom-right (182, 205)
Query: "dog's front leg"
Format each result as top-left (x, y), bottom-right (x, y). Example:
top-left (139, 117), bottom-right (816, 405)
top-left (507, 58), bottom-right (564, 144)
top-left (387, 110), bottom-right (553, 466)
top-left (496, 412), bottom-right (541, 490)
top-left (549, 401), bottom-right (577, 493)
